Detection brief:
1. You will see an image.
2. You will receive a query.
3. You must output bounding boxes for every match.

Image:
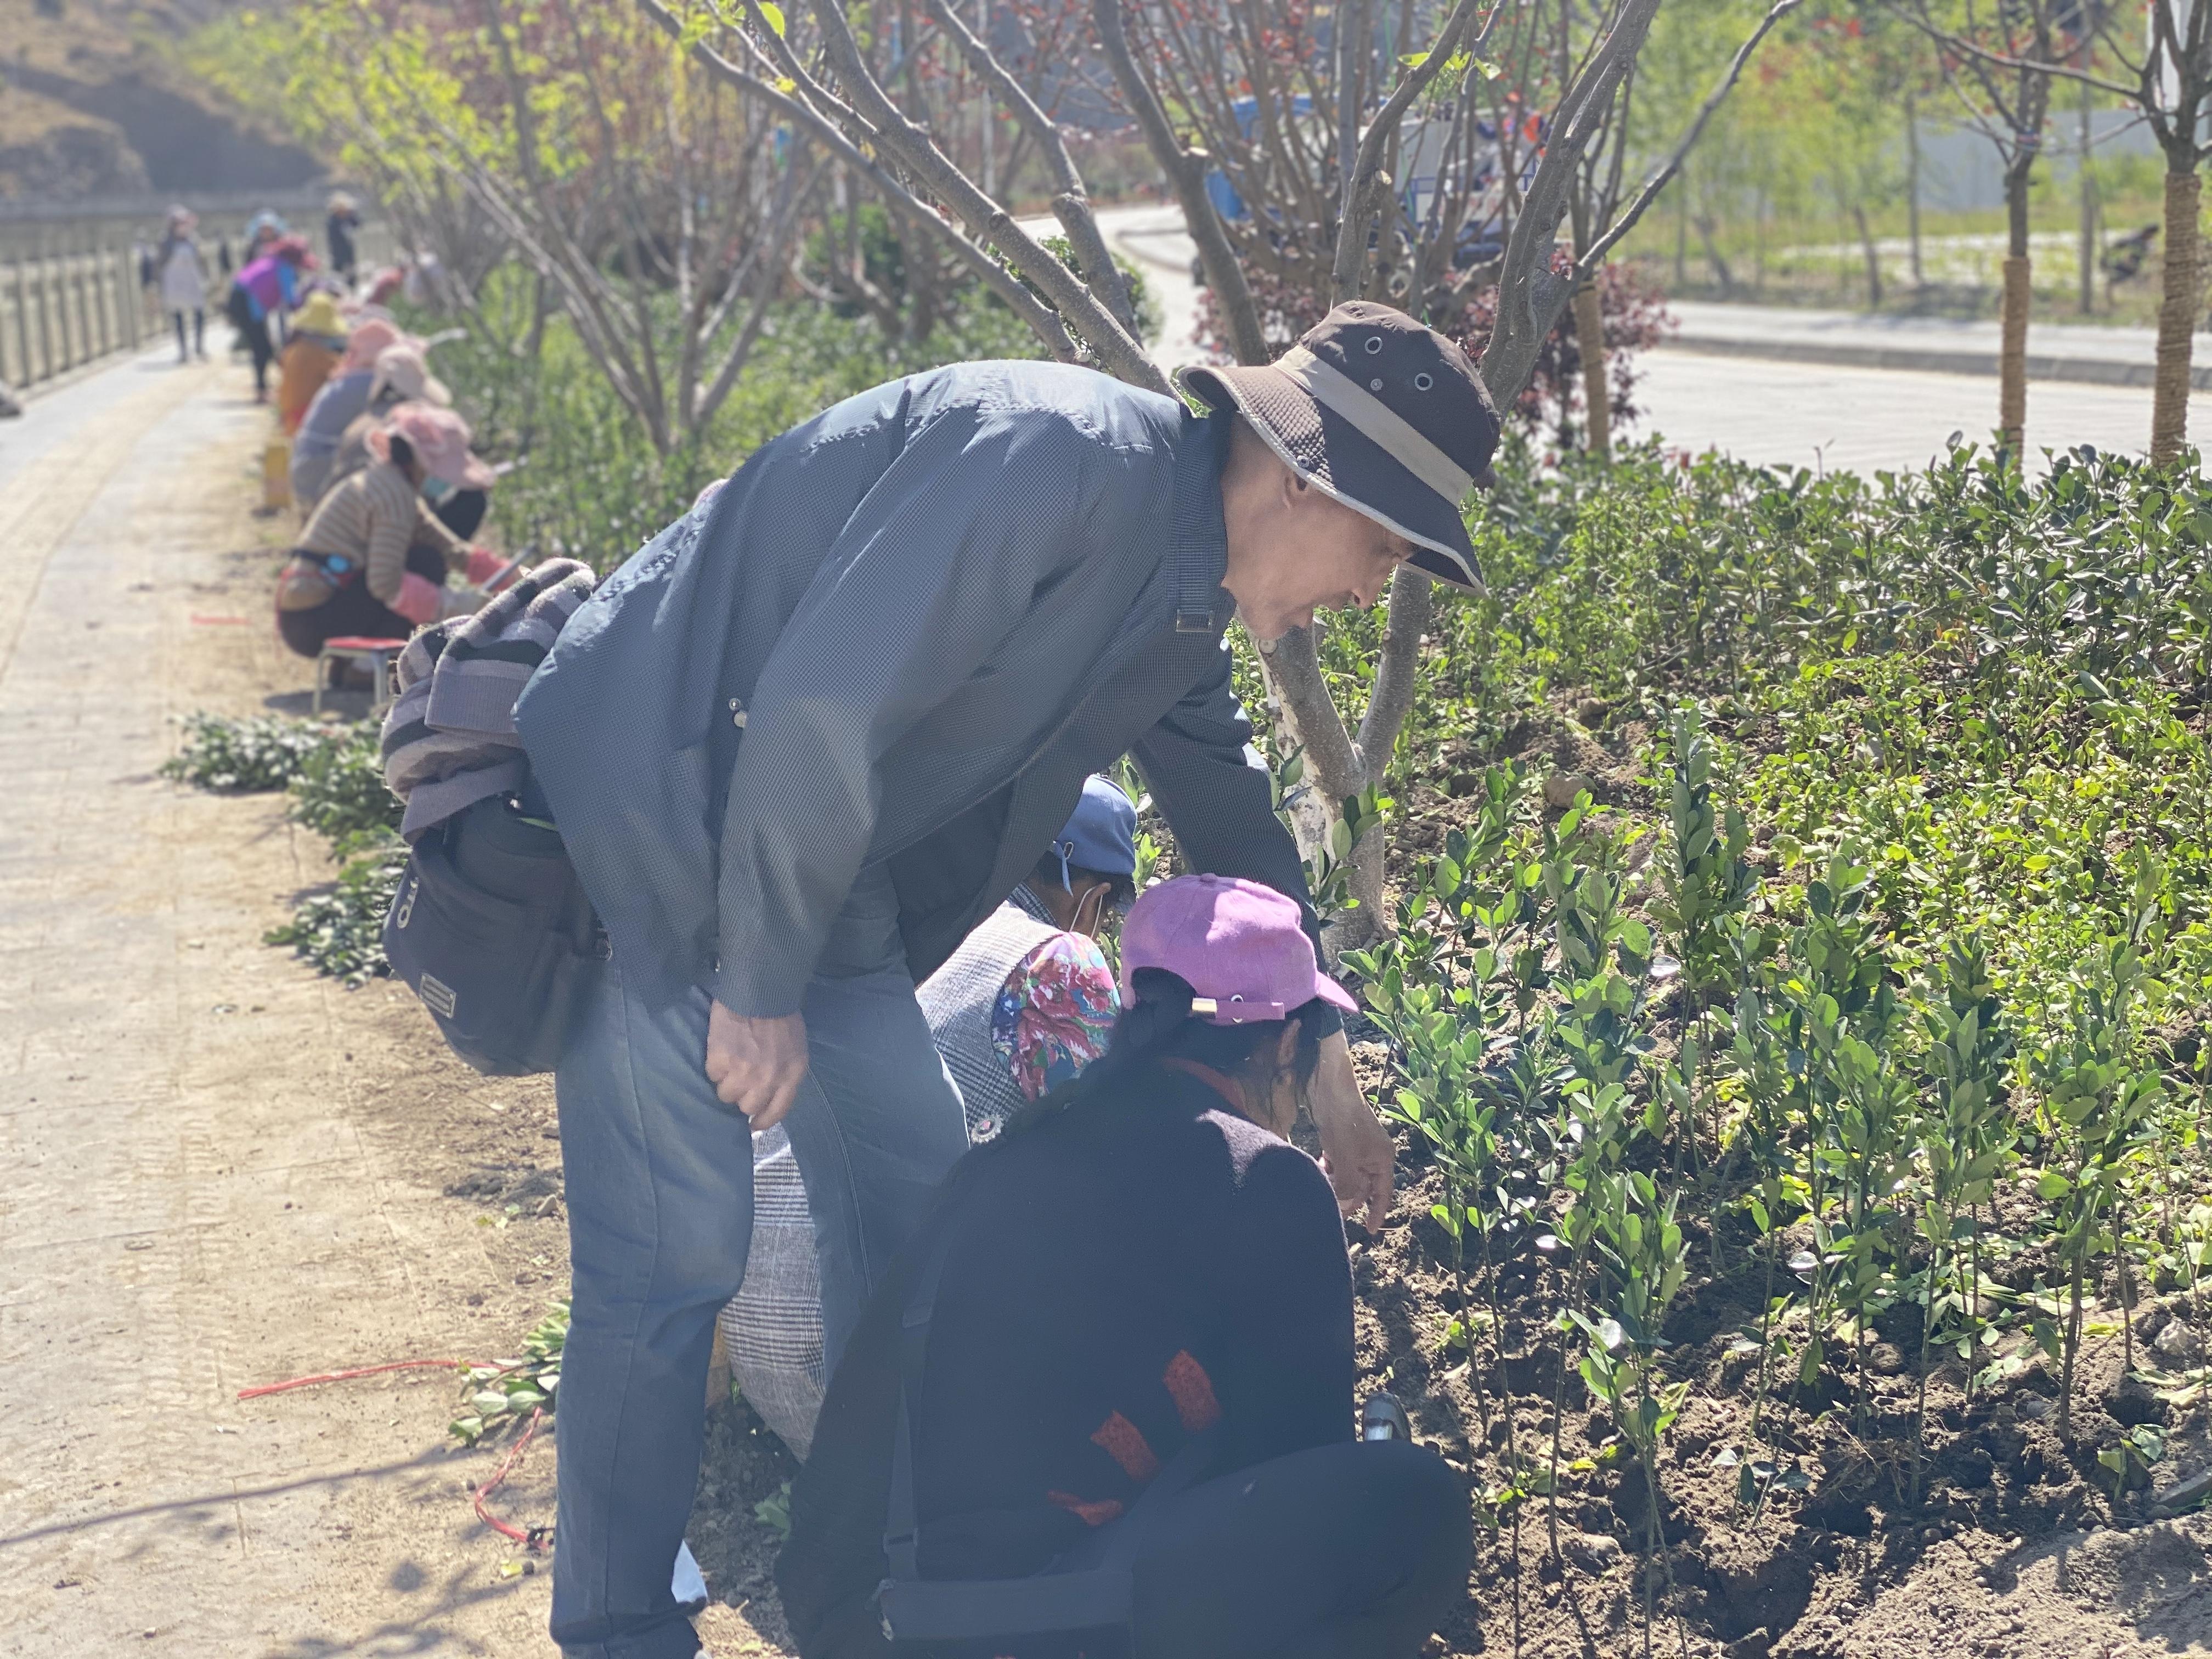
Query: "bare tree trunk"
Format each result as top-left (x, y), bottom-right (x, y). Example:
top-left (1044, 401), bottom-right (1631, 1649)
top-left (1906, 93), bottom-right (1924, 289)
top-left (1999, 154), bottom-right (2033, 454)
top-left (1674, 179), bottom-right (1689, 287)
top-left (1574, 278), bottom-right (1611, 457)
top-left (1853, 204), bottom-right (1883, 309)
top-left (2078, 76), bottom-right (2097, 316)
top-left (1694, 212), bottom-right (1734, 295)
top-left (2152, 163), bottom-right (2200, 466)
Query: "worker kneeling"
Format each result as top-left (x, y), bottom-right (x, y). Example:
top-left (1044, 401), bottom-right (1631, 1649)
top-left (777, 873), bottom-right (1471, 1659)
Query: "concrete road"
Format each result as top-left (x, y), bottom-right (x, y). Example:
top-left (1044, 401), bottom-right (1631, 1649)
top-left (1623, 351), bottom-right (2207, 477)
top-left (1077, 202), bottom-right (2203, 476)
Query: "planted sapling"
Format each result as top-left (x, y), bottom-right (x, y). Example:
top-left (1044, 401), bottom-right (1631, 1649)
top-left (1912, 935), bottom-right (2015, 1497)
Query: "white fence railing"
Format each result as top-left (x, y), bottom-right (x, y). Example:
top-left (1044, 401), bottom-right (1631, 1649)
top-left (1, 248), bottom-right (149, 393)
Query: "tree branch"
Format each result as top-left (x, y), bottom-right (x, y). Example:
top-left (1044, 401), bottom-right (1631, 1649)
top-left (633, 0), bottom-right (1080, 362)
top-left (803, 0), bottom-right (1165, 391)
top-left (919, 0), bottom-right (1136, 333)
top-left (1578, 0), bottom-right (1803, 272)
top-left (1481, 0), bottom-right (1663, 408)
top-left (1329, 0), bottom-right (1488, 302)
top-left (1092, 0), bottom-right (1271, 364)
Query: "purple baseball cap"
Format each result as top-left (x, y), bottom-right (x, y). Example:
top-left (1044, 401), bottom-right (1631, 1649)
top-left (1119, 873), bottom-right (1358, 1026)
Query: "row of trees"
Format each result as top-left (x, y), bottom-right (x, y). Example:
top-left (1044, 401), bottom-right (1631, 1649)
top-left (1639, 0), bottom-right (2210, 465)
top-left (198, 0), bottom-right (2212, 944)
top-left (200, 0), bottom-right (1802, 948)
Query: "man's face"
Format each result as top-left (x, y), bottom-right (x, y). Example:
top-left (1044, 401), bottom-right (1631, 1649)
top-left (1228, 476), bottom-right (1414, 642)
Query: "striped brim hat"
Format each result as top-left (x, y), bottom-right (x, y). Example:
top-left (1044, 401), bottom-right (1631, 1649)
top-left (1178, 301), bottom-right (1501, 594)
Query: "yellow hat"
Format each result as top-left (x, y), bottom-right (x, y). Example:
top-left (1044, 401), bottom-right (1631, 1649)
top-left (291, 291), bottom-right (347, 340)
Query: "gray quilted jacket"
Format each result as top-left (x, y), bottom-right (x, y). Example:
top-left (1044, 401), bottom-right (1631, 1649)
top-left (515, 360), bottom-right (1322, 1017)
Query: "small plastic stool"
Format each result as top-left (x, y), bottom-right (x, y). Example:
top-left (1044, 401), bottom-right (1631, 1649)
top-left (314, 635), bottom-right (407, 716)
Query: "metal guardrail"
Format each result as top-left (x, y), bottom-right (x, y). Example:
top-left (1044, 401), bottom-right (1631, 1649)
top-left (0, 248), bottom-right (148, 394)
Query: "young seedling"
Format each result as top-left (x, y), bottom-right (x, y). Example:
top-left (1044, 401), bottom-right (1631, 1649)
top-left (1912, 935), bottom-right (2015, 1498)
top-left (1650, 702), bottom-right (1759, 1011)
top-left (1728, 981), bottom-right (1799, 1441)
top-left (2034, 851), bottom-right (2170, 1435)
top-left (1574, 1168), bottom-right (1692, 1659)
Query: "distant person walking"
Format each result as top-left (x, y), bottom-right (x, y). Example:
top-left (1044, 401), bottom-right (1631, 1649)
top-left (242, 210), bottom-right (286, 264)
top-left (157, 208), bottom-right (210, 364)
top-left (227, 234), bottom-right (312, 403)
top-left (326, 193), bottom-right (363, 284)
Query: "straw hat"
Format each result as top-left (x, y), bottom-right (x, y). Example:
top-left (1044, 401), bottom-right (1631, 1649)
top-left (369, 343), bottom-right (450, 408)
top-left (369, 404), bottom-right (492, 491)
top-left (290, 292), bottom-right (348, 341)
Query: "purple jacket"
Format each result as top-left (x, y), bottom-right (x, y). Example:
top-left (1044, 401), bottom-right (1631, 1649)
top-left (235, 255), bottom-right (298, 320)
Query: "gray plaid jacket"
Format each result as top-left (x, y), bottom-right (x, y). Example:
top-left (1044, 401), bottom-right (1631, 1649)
top-left (515, 360), bottom-right (1323, 1020)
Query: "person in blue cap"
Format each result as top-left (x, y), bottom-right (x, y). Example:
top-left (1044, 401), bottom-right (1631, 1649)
top-left (720, 777), bottom-right (1140, 1458)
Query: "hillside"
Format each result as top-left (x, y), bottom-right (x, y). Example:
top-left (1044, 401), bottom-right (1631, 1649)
top-left (0, 0), bottom-right (318, 200)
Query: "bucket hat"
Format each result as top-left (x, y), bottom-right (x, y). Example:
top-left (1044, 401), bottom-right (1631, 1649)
top-left (291, 291), bottom-right (347, 340)
top-left (1119, 873), bottom-right (1357, 1026)
top-left (368, 404), bottom-right (493, 491)
top-left (369, 343), bottom-right (451, 407)
top-left (1178, 301), bottom-right (1500, 594)
top-left (1043, 776), bottom-right (1138, 890)
top-left (340, 317), bottom-right (404, 374)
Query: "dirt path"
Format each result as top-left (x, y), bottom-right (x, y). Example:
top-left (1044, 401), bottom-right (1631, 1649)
top-left (0, 351), bottom-right (788, 1657)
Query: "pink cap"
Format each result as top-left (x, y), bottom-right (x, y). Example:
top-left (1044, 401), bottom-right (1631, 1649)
top-left (1119, 874), bottom-right (1357, 1025)
top-left (368, 404), bottom-right (494, 491)
top-left (340, 318), bottom-right (406, 373)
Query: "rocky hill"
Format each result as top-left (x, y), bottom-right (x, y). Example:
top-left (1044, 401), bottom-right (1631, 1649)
top-left (0, 0), bottom-right (318, 201)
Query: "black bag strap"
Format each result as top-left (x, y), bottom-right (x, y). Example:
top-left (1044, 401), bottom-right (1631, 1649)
top-left (882, 1214), bottom-right (960, 1583)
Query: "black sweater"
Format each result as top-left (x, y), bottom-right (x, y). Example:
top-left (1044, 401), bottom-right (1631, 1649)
top-left (775, 1060), bottom-right (1355, 1657)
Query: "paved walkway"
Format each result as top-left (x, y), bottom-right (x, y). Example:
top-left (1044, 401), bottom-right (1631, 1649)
top-left (0, 352), bottom-right (558, 1655)
top-left (1663, 299), bottom-right (2208, 390)
top-left (1623, 350), bottom-right (2211, 479)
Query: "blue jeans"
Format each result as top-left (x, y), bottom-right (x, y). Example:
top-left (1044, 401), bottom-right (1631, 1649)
top-left (550, 871), bottom-right (969, 1658)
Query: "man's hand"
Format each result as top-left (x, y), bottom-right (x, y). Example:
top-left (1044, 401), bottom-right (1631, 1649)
top-left (704, 1000), bottom-right (809, 1130)
top-left (1308, 1031), bottom-right (1392, 1232)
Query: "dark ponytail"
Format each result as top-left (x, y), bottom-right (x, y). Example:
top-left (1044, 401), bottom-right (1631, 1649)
top-left (984, 967), bottom-right (1327, 1147)
top-left (386, 433), bottom-right (417, 475)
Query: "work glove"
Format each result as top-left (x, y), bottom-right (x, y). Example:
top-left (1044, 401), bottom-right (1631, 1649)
top-left (461, 545), bottom-right (510, 586)
top-left (390, 572), bottom-right (444, 627)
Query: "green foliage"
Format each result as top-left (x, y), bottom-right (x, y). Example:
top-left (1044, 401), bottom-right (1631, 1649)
top-left (263, 837), bottom-right (408, 988)
top-left (754, 1480), bottom-right (795, 1540)
top-left (287, 724), bottom-right (402, 842)
top-left (451, 1302), bottom-right (569, 1447)
top-left (162, 713), bottom-right (353, 793)
top-left (1333, 432), bottom-right (2212, 1544)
